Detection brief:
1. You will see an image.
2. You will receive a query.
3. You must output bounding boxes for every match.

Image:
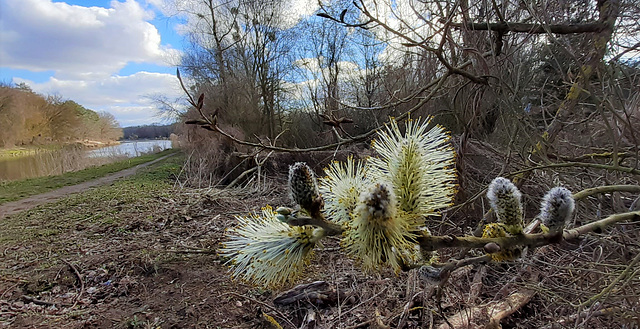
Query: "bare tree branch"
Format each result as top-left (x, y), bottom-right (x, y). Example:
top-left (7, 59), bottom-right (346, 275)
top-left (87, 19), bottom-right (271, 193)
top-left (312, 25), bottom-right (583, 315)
top-left (573, 185), bottom-right (640, 201)
top-left (448, 21), bottom-right (609, 34)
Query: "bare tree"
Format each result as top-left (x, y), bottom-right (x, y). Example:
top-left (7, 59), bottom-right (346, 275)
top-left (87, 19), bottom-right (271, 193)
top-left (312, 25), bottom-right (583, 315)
top-left (0, 85), bottom-right (121, 146)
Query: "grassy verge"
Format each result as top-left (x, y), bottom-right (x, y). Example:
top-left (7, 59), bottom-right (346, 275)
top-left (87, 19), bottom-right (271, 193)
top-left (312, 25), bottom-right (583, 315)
top-left (0, 153), bottom-right (183, 245)
top-left (0, 149), bottom-right (179, 204)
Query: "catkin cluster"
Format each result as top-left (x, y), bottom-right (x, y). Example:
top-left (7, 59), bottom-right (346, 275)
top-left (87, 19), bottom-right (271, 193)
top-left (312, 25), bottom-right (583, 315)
top-left (220, 117), bottom-right (457, 287)
top-left (483, 177), bottom-right (575, 261)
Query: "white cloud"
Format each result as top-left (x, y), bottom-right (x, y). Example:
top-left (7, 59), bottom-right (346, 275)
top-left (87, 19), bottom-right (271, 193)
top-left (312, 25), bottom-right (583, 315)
top-left (0, 0), bottom-right (185, 126)
top-left (358, 0), bottom-right (441, 66)
top-left (103, 104), bottom-right (174, 126)
top-left (144, 0), bottom-right (166, 8)
top-left (160, 0), bottom-right (318, 36)
top-left (280, 0), bottom-right (319, 29)
top-left (14, 71), bottom-right (184, 127)
top-left (0, 0), bottom-right (180, 79)
top-left (295, 57), bottom-right (363, 81)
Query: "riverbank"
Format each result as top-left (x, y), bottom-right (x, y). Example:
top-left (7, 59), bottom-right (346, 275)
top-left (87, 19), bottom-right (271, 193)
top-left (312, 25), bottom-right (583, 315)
top-left (0, 149), bottom-right (178, 205)
top-left (0, 140), bottom-right (121, 159)
top-left (0, 152), bottom-right (178, 218)
top-left (0, 140), bottom-right (173, 182)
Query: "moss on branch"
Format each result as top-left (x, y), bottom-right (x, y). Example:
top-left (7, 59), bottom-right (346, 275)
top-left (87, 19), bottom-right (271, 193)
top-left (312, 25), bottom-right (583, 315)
top-left (418, 211), bottom-right (640, 253)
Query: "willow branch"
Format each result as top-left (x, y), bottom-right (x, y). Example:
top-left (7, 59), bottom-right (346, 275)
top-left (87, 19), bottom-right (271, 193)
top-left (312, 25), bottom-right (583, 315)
top-left (289, 208), bottom-right (638, 255)
top-left (578, 252), bottom-right (640, 308)
top-left (508, 162), bottom-right (640, 177)
top-left (563, 211), bottom-right (639, 239)
top-left (418, 211), bottom-right (640, 252)
top-left (573, 185), bottom-right (640, 201)
top-left (286, 215), bottom-right (344, 236)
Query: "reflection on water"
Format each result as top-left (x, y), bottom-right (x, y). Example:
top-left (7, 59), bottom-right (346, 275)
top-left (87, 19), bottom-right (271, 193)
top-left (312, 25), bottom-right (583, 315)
top-left (0, 152), bottom-right (66, 182)
top-left (0, 140), bottom-right (172, 182)
top-left (87, 140), bottom-right (172, 158)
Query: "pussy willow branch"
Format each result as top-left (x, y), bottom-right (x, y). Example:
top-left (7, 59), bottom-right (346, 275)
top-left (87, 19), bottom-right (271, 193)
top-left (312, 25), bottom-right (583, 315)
top-left (286, 215), bottom-right (343, 236)
top-left (410, 211), bottom-right (639, 284)
top-left (288, 211), bottom-right (640, 253)
top-left (448, 165), bottom-right (640, 212)
top-left (562, 211), bottom-right (639, 239)
top-left (419, 211), bottom-right (640, 252)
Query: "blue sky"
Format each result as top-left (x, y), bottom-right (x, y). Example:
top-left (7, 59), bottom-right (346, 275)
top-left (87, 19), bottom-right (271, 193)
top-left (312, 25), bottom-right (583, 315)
top-left (0, 0), bottom-right (186, 127)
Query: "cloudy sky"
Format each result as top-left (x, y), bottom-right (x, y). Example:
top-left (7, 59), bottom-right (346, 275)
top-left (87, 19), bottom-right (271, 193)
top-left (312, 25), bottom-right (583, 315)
top-left (0, 0), bottom-right (185, 127)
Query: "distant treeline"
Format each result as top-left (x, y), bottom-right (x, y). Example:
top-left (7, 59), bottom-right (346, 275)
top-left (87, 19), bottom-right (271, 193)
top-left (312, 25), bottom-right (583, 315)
top-left (0, 83), bottom-right (122, 148)
top-left (123, 124), bottom-right (174, 140)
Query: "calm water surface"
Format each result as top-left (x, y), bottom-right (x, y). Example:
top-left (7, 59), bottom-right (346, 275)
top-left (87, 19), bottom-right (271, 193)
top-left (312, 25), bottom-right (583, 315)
top-left (87, 140), bottom-right (172, 158)
top-left (0, 140), bottom-right (172, 182)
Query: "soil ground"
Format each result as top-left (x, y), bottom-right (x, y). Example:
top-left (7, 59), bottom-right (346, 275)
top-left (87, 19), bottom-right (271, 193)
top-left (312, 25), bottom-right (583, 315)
top-left (0, 154), bottom-right (448, 328)
top-left (0, 153), bottom-right (637, 328)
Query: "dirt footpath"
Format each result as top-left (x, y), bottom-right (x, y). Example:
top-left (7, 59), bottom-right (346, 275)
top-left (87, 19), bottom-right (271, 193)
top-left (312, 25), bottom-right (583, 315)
top-left (0, 153), bottom-right (176, 219)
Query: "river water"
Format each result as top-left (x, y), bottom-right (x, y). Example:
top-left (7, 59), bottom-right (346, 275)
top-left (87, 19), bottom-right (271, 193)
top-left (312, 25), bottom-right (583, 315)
top-left (86, 140), bottom-right (172, 158)
top-left (0, 140), bottom-right (172, 182)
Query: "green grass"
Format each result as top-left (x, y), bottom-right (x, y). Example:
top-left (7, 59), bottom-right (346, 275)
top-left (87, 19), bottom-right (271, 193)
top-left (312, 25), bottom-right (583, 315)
top-left (0, 153), bottom-right (183, 245)
top-left (0, 149), bottom-right (179, 204)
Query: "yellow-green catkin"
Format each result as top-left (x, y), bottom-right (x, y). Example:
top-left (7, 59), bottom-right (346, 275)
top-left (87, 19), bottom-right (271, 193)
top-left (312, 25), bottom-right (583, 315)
top-left (319, 157), bottom-right (368, 224)
top-left (219, 206), bottom-right (320, 288)
top-left (487, 177), bottom-right (524, 234)
top-left (344, 182), bottom-right (419, 272)
top-left (368, 117), bottom-right (457, 217)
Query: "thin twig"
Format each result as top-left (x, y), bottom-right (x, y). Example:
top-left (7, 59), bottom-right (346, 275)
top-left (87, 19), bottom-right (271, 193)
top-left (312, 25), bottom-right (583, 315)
top-left (0, 283), bottom-right (20, 300)
top-left (164, 249), bottom-right (218, 254)
top-left (578, 252), bottom-right (640, 307)
top-left (217, 292), bottom-right (296, 329)
top-left (540, 306), bottom-right (621, 329)
top-left (342, 286), bottom-right (389, 316)
top-left (285, 215), bottom-right (344, 236)
top-left (61, 259), bottom-right (84, 308)
top-left (22, 295), bottom-right (72, 307)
